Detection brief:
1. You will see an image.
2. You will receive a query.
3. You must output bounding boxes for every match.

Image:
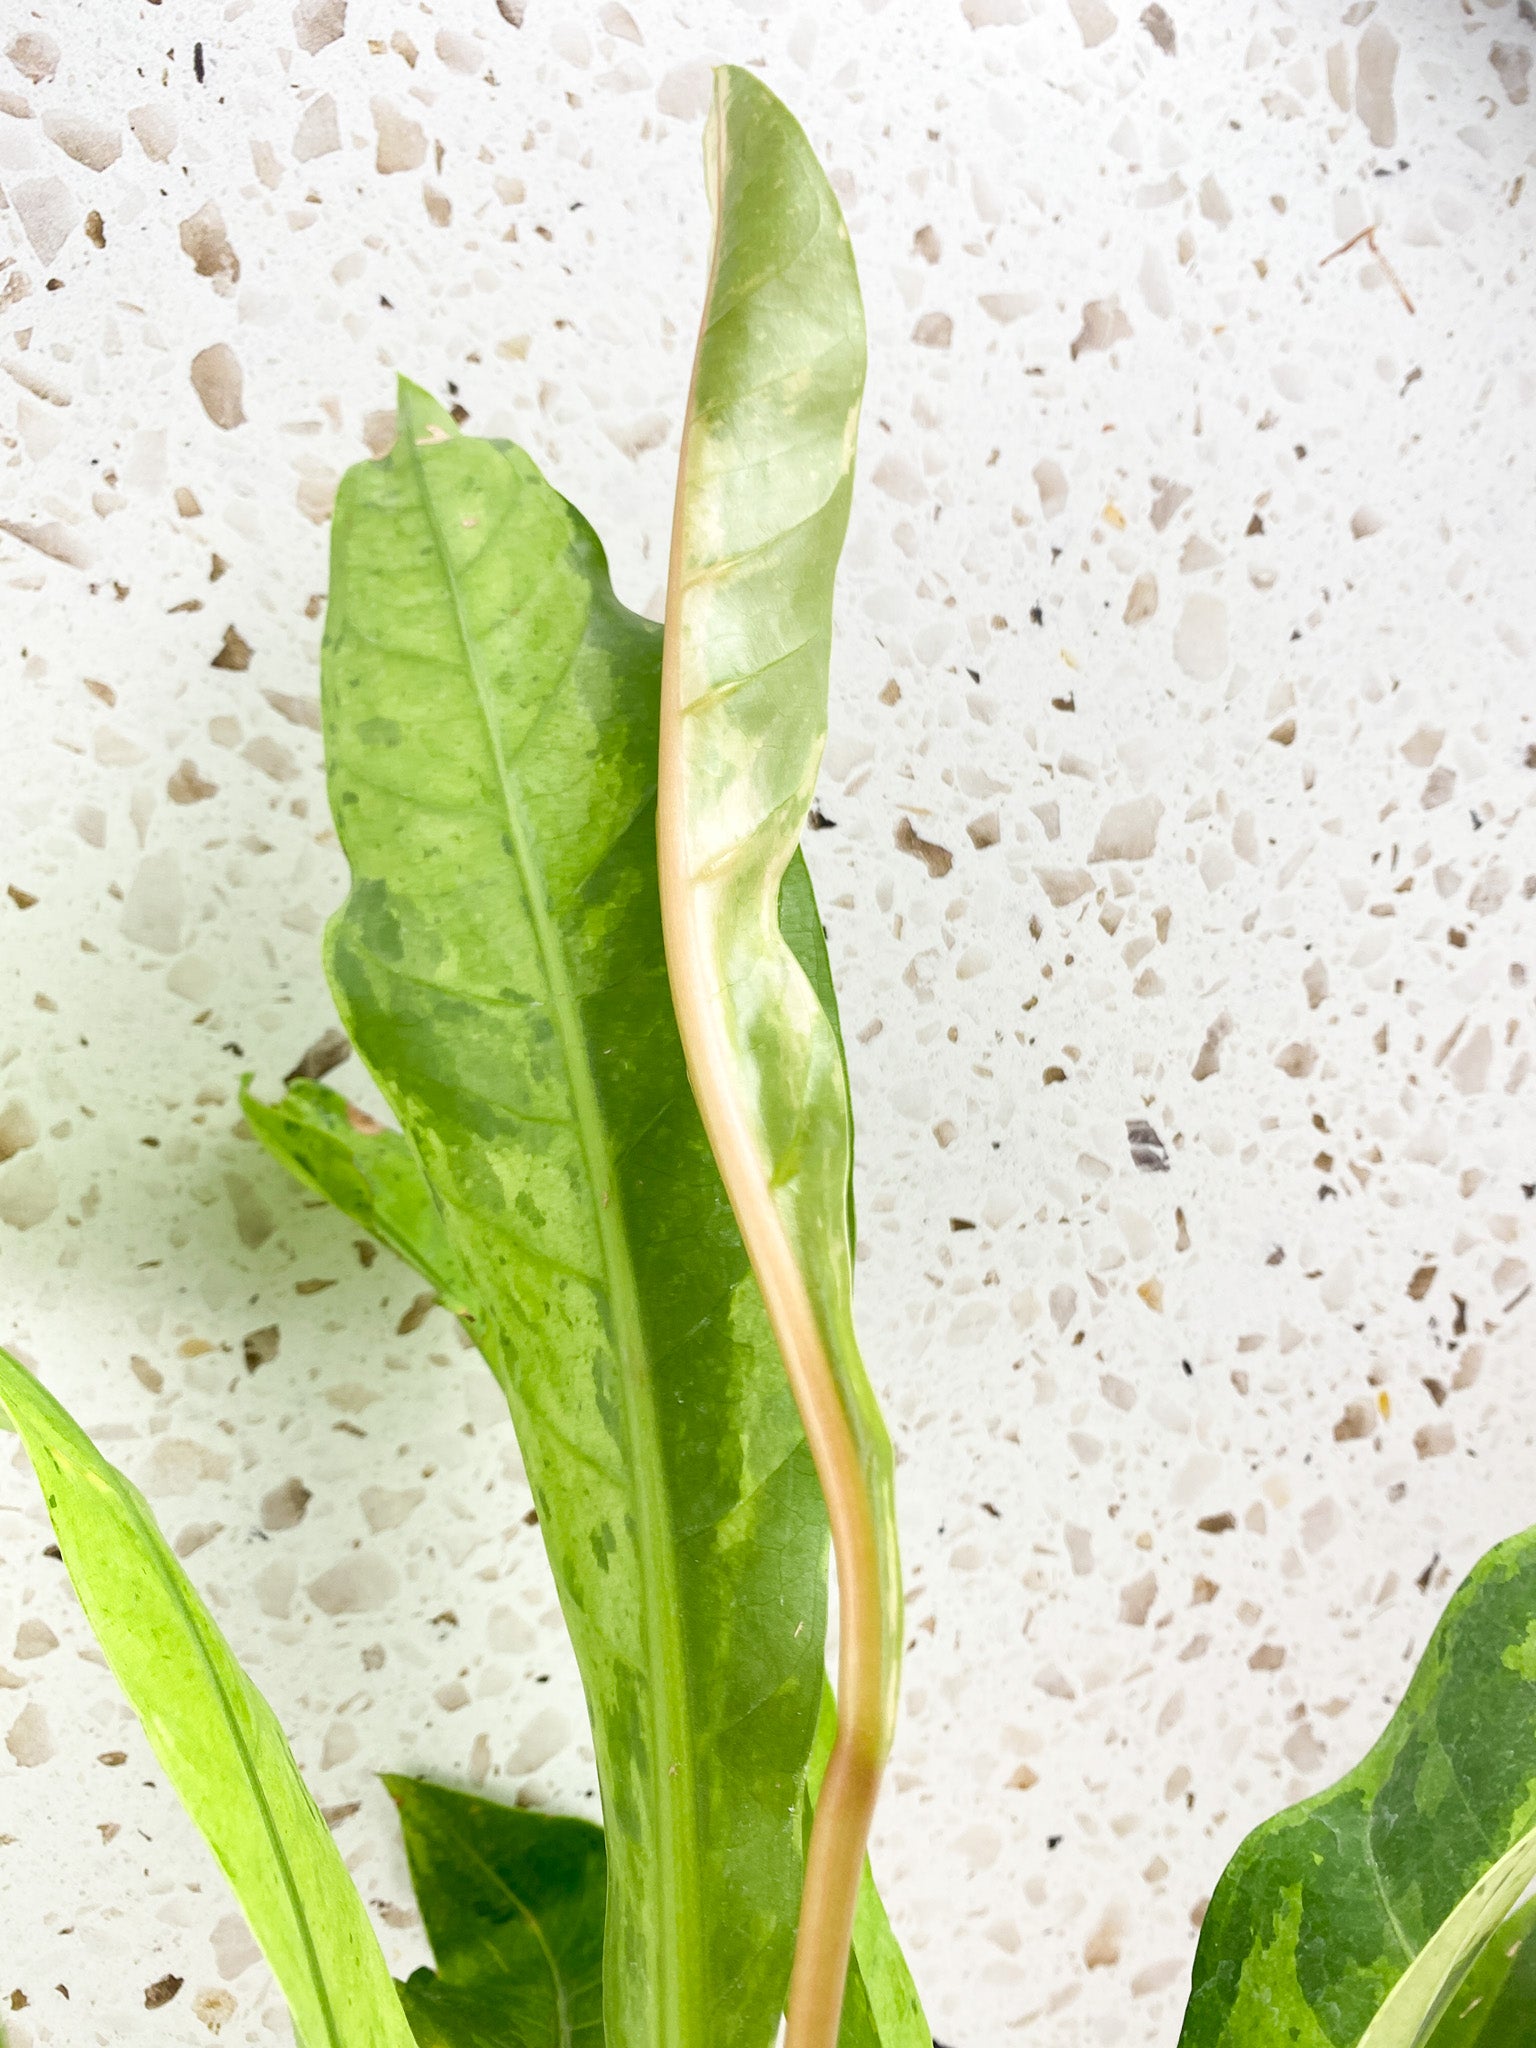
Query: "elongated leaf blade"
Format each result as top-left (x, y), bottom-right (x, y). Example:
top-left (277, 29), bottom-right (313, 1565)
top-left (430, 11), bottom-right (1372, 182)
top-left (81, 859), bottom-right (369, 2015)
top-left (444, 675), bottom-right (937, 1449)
top-left (1181, 1526), bottom-right (1536, 2048)
top-left (241, 1075), bottom-right (472, 1311)
top-left (387, 1776), bottom-right (604, 2048)
top-left (0, 1344), bottom-right (414, 2048)
top-left (322, 378), bottom-right (828, 2048)
top-left (657, 63), bottom-right (899, 2044)
top-left (1423, 1897), bottom-right (1536, 2047)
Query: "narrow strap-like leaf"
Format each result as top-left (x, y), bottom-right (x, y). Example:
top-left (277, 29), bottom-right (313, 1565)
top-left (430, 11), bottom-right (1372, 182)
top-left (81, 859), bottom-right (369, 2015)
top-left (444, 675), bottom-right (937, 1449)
top-left (0, 1344), bottom-right (414, 2048)
top-left (1181, 1524), bottom-right (1536, 2048)
top-left (657, 64), bottom-right (900, 2048)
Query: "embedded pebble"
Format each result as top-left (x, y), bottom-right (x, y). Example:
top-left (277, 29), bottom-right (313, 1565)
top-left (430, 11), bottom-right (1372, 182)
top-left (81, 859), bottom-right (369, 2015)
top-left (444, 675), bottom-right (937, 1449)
top-left (0, 1154), bottom-right (59, 1231)
top-left (307, 1555), bottom-right (401, 1615)
top-left (0, 1101), bottom-right (39, 1163)
top-left (372, 99), bottom-right (427, 174)
top-left (189, 345), bottom-right (246, 430)
top-left (6, 32), bottom-right (59, 83)
top-left (294, 0), bottom-right (347, 55)
top-left (127, 102), bottom-right (177, 161)
top-left (42, 112), bottom-right (121, 173)
top-left (295, 94), bottom-right (342, 162)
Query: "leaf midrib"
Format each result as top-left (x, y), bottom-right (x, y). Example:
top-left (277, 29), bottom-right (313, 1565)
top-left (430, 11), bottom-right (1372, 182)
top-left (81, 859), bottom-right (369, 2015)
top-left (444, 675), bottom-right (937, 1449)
top-left (398, 424), bottom-right (700, 2048)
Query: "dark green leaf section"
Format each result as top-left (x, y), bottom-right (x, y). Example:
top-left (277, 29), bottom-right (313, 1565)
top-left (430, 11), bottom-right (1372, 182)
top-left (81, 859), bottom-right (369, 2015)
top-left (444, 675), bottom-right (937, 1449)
top-left (389, 1776), bottom-right (604, 2048)
top-left (806, 1683), bottom-right (930, 2048)
top-left (241, 1075), bottom-right (471, 1312)
top-left (1181, 1526), bottom-right (1536, 2048)
top-left (321, 381), bottom-right (827, 2048)
top-left (1424, 1897), bottom-right (1536, 2048)
top-left (0, 1346), bottom-right (414, 2048)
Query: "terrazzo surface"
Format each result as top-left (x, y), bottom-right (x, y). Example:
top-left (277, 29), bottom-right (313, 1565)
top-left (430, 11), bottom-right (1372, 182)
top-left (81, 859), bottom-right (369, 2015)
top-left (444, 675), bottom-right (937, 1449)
top-left (2, 0), bottom-right (1534, 2041)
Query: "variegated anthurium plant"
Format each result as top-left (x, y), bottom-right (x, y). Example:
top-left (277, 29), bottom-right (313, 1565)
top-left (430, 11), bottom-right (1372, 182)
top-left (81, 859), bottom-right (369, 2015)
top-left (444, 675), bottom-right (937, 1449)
top-left (5, 62), bottom-right (1536, 2048)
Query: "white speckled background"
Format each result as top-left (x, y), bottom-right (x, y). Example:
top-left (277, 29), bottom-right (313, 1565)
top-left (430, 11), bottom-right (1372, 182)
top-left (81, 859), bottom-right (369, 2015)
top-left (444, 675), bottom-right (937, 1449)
top-left (2, 0), bottom-right (1534, 2041)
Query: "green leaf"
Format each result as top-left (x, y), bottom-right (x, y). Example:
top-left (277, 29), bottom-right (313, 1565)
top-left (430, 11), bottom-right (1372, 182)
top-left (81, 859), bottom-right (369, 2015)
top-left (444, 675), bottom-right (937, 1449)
top-left (1423, 1896), bottom-right (1536, 2047)
top-left (387, 1776), bottom-right (604, 2048)
top-left (0, 1343), bottom-right (413, 2048)
top-left (656, 62), bottom-right (899, 2045)
top-left (321, 375), bottom-right (829, 2048)
top-left (806, 1684), bottom-right (930, 2048)
top-left (1181, 1525), bottom-right (1536, 2048)
top-left (239, 1076), bottom-right (931, 2048)
top-left (250, 874), bottom-right (927, 2048)
top-left (241, 1075), bottom-right (472, 1312)
top-left (242, 858), bottom-right (831, 1316)
top-left (385, 1743), bottom-right (924, 2048)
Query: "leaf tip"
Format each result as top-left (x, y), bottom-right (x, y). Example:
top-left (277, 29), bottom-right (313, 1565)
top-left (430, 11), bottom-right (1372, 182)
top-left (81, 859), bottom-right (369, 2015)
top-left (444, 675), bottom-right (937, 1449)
top-left (394, 377), bottom-right (457, 448)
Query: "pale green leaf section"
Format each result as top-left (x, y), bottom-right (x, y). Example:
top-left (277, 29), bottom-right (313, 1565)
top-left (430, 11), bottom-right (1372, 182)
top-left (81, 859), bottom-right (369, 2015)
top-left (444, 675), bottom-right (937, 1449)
top-left (241, 1075), bottom-right (471, 1313)
top-left (1181, 1525), bottom-right (1536, 2048)
top-left (320, 381), bottom-right (829, 2048)
top-left (1363, 1836), bottom-right (1536, 2048)
top-left (246, 905), bottom-right (931, 2048)
top-left (1422, 1895), bottom-right (1536, 2047)
top-left (660, 64), bottom-right (898, 1720)
top-left (657, 69), bottom-right (898, 2041)
top-left (0, 1344), bottom-right (413, 2048)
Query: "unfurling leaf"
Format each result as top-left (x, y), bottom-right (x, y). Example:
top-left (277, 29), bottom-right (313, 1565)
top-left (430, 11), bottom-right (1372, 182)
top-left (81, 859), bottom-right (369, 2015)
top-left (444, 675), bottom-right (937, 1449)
top-left (0, 1344), bottom-right (413, 2048)
top-left (657, 63), bottom-right (900, 2047)
top-left (1181, 1526), bottom-right (1536, 2048)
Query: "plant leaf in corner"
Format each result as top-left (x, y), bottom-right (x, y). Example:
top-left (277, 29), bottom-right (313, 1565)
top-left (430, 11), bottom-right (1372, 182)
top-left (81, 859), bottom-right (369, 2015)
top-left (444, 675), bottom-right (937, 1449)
top-left (1181, 1524), bottom-right (1536, 2048)
top-left (320, 377), bottom-right (827, 2048)
top-left (0, 1345), bottom-right (414, 2048)
top-left (387, 1776), bottom-right (604, 2048)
